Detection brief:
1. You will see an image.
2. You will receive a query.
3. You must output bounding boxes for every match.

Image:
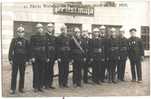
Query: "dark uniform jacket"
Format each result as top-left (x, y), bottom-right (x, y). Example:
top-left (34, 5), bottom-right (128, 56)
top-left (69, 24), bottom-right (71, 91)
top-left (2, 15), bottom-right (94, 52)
top-left (88, 37), bottom-right (106, 61)
top-left (118, 37), bottom-right (128, 60)
top-left (128, 36), bottom-right (144, 60)
top-left (104, 37), bottom-right (110, 61)
top-left (70, 36), bottom-right (84, 60)
top-left (30, 34), bottom-right (47, 60)
top-left (109, 37), bottom-right (119, 60)
top-left (56, 34), bottom-right (71, 59)
top-left (45, 33), bottom-right (56, 59)
top-left (9, 37), bottom-right (29, 64)
top-left (79, 37), bottom-right (89, 58)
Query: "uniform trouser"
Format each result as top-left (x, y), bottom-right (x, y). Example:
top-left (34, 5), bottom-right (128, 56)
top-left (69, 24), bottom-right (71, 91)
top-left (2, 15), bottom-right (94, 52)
top-left (58, 58), bottom-right (69, 87)
top-left (44, 59), bottom-right (55, 87)
top-left (11, 63), bottom-right (25, 91)
top-left (106, 60), bottom-right (110, 80)
top-left (117, 59), bottom-right (126, 81)
top-left (32, 59), bottom-right (45, 89)
top-left (73, 57), bottom-right (83, 86)
top-left (92, 60), bottom-right (101, 83)
top-left (100, 61), bottom-right (106, 81)
top-left (108, 60), bottom-right (117, 82)
top-left (130, 59), bottom-right (142, 81)
top-left (83, 60), bottom-right (89, 83)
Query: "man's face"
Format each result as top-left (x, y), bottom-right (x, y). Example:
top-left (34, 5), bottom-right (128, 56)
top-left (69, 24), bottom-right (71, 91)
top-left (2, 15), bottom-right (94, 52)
top-left (61, 28), bottom-right (67, 35)
top-left (130, 31), bottom-right (136, 37)
top-left (111, 31), bottom-right (117, 38)
top-left (37, 27), bottom-right (43, 34)
top-left (47, 26), bottom-right (54, 33)
top-left (82, 31), bottom-right (88, 38)
top-left (75, 31), bottom-right (81, 37)
top-left (17, 31), bottom-right (24, 38)
top-left (119, 31), bottom-right (124, 37)
top-left (94, 31), bottom-right (99, 37)
top-left (100, 29), bottom-right (106, 37)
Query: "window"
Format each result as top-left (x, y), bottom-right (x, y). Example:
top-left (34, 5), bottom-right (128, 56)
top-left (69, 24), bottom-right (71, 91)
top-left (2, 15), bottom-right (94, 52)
top-left (141, 26), bottom-right (149, 50)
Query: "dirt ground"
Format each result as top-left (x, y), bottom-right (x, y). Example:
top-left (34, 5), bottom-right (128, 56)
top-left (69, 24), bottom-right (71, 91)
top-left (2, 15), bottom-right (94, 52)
top-left (2, 57), bottom-right (150, 97)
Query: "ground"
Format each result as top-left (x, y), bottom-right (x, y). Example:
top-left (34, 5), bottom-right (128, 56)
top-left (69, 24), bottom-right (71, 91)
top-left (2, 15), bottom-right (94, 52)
top-left (2, 57), bottom-right (150, 97)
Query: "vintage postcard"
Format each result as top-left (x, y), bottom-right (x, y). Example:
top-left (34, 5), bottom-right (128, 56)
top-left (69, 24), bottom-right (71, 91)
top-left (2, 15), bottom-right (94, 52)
top-left (1, 0), bottom-right (150, 97)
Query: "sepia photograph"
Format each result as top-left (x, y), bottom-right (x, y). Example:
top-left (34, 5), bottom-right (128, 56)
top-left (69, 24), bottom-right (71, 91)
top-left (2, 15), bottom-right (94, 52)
top-left (0, 0), bottom-right (150, 97)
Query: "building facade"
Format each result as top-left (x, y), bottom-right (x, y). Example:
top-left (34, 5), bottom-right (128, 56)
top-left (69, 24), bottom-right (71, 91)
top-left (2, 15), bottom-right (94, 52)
top-left (2, 1), bottom-right (150, 62)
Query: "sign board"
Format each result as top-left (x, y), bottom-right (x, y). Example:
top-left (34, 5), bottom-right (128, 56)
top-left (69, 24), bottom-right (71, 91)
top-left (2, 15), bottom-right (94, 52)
top-left (53, 3), bottom-right (94, 16)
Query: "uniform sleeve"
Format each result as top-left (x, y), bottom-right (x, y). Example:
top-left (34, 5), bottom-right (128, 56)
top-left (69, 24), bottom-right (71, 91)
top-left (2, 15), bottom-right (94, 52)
top-left (139, 39), bottom-right (144, 56)
top-left (105, 39), bottom-right (110, 60)
top-left (8, 38), bottom-right (15, 61)
top-left (87, 39), bottom-right (92, 58)
top-left (127, 39), bottom-right (131, 56)
top-left (125, 38), bottom-right (129, 56)
top-left (29, 36), bottom-right (34, 59)
top-left (55, 36), bottom-right (60, 59)
top-left (45, 36), bottom-right (48, 59)
top-left (26, 39), bottom-right (30, 61)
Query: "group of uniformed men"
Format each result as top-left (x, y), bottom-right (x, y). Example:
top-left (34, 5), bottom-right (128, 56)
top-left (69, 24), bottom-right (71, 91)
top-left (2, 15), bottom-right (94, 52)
top-left (8, 23), bottom-right (144, 94)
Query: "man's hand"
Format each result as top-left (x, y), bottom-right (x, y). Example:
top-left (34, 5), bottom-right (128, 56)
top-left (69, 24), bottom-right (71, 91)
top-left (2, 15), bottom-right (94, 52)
top-left (83, 58), bottom-right (86, 62)
top-left (9, 60), bottom-right (13, 64)
top-left (46, 58), bottom-right (50, 62)
top-left (25, 62), bottom-right (29, 65)
top-left (71, 59), bottom-right (74, 63)
top-left (90, 58), bottom-right (93, 62)
top-left (106, 57), bottom-right (109, 61)
top-left (31, 58), bottom-right (35, 63)
top-left (141, 56), bottom-right (144, 61)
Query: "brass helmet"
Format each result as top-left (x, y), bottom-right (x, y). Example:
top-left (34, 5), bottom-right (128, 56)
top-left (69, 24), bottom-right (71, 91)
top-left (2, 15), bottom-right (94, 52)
top-left (36, 23), bottom-right (43, 28)
top-left (93, 28), bottom-right (99, 32)
top-left (110, 27), bottom-right (116, 32)
top-left (74, 27), bottom-right (80, 32)
top-left (99, 25), bottom-right (106, 30)
top-left (47, 23), bottom-right (54, 27)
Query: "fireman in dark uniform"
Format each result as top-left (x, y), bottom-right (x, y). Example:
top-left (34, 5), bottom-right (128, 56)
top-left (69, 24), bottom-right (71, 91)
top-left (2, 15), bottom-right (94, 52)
top-left (117, 28), bottom-right (128, 81)
top-left (89, 28), bottom-right (105, 84)
top-left (81, 30), bottom-right (89, 84)
top-left (70, 27), bottom-right (84, 87)
top-left (30, 23), bottom-right (46, 92)
top-left (56, 25), bottom-right (71, 88)
top-left (44, 23), bottom-right (56, 89)
top-left (108, 28), bottom-right (119, 83)
top-left (99, 25), bottom-right (108, 82)
top-left (128, 28), bottom-right (144, 83)
top-left (9, 25), bottom-right (29, 94)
